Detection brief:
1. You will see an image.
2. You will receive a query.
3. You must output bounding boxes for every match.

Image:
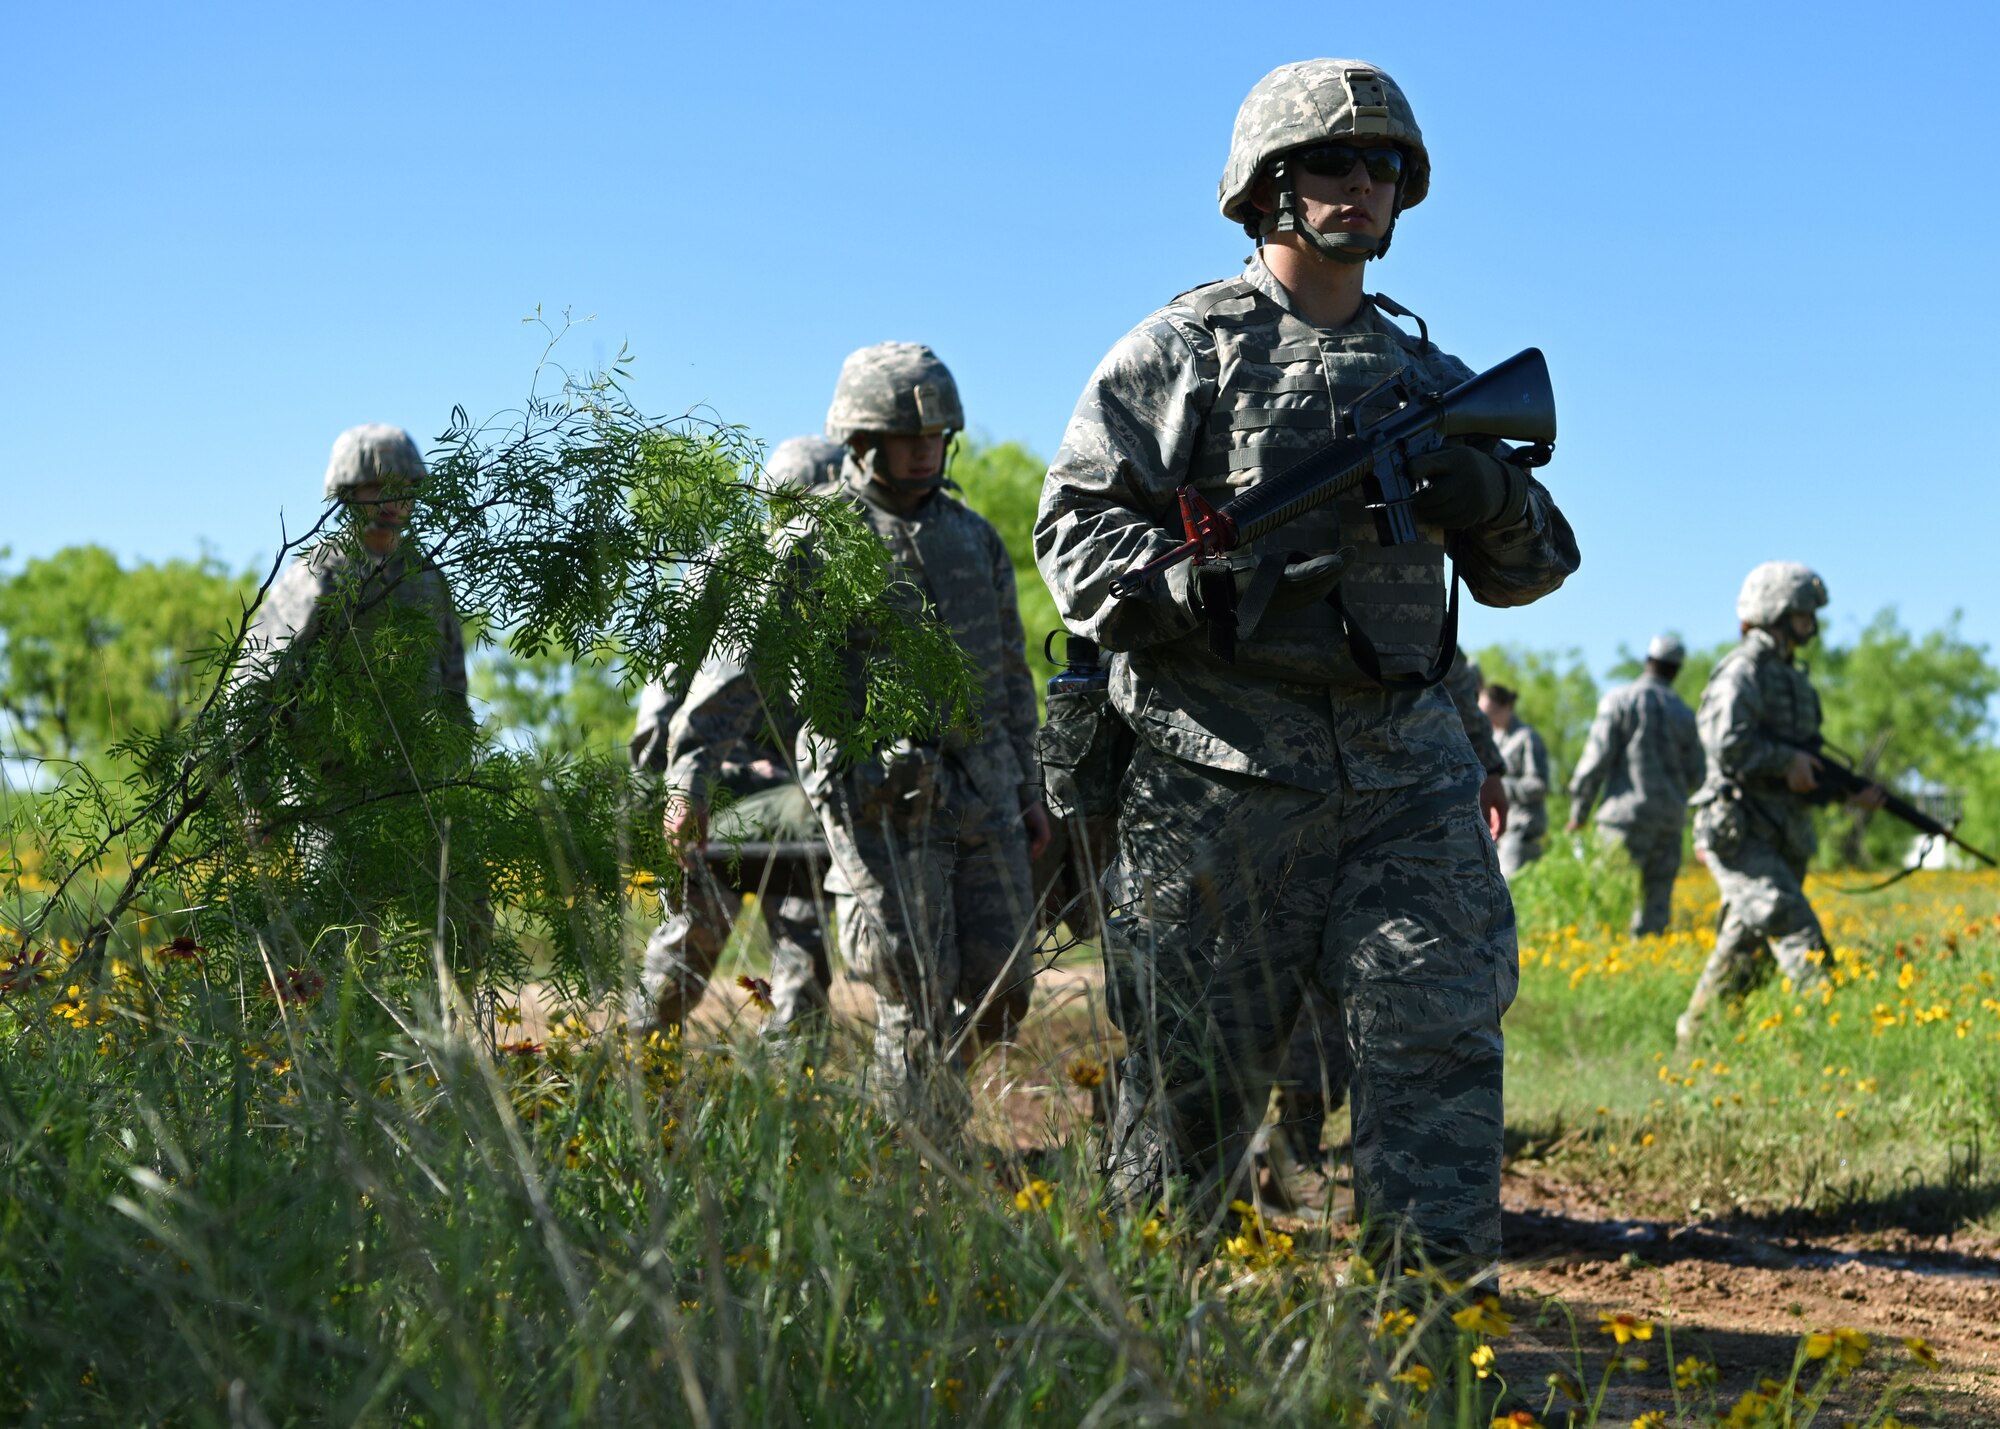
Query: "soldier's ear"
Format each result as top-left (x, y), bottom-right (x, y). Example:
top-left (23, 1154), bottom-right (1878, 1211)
top-left (1249, 173), bottom-right (1275, 216)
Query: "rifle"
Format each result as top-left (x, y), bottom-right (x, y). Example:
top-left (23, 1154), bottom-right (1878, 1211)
top-left (1767, 729), bottom-right (1997, 868)
top-left (1108, 348), bottom-right (1557, 600)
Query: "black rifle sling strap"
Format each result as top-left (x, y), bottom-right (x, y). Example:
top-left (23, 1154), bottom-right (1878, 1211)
top-left (1327, 566), bottom-right (1461, 691)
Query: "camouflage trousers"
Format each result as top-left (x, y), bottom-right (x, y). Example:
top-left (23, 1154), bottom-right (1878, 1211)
top-left (820, 790), bottom-right (1037, 1124)
top-left (1101, 742), bottom-right (1516, 1264)
top-left (1495, 822), bottom-right (1544, 879)
top-left (637, 877), bottom-right (831, 1037)
top-left (1274, 986), bottom-right (1352, 1169)
top-left (1598, 821), bottom-right (1683, 936)
top-left (1679, 833), bottom-right (1827, 1045)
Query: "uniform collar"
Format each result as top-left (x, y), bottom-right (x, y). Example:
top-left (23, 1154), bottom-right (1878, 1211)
top-left (1245, 250), bottom-right (1387, 334)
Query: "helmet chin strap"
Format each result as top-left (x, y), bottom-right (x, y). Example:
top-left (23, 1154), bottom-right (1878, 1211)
top-left (1261, 156), bottom-right (1397, 264)
top-left (856, 435), bottom-right (953, 495)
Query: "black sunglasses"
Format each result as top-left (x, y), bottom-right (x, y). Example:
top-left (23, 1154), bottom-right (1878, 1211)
top-left (1291, 143), bottom-right (1404, 186)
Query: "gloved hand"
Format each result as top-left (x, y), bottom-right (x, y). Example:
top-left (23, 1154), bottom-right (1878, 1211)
top-left (1265, 550), bottom-right (1351, 612)
top-left (1406, 445), bottom-right (1527, 530)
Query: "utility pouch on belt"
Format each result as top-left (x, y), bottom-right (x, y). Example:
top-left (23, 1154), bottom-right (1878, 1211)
top-left (1036, 631), bottom-right (1136, 823)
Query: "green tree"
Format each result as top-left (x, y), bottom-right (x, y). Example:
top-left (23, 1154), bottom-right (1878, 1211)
top-left (0, 545), bottom-right (251, 769)
top-left (471, 646), bottom-right (633, 760)
top-left (952, 437), bottom-right (1060, 704)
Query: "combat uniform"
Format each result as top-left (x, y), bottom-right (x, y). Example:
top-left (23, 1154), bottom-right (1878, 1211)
top-left (1037, 221), bottom-right (1577, 1256)
top-left (1272, 644), bottom-right (1501, 1170)
top-left (801, 346), bottom-right (1044, 1117)
top-left (1493, 717), bottom-right (1551, 877)
top-left (1682, 622), bottom-right (1831, 1041)
top-left (1569, 666), bottom-right (1702, 934)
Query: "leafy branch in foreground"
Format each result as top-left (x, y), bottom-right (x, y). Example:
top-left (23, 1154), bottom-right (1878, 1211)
top-left (3, 330), bottom-right (977, 999)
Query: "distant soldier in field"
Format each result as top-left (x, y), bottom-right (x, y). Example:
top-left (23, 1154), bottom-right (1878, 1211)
top-left (1678, 563), bottom-right (1881, 1046)
top-left (634, 435), bottom-right (843, 1038)
top-left (795, 345), bottom-right (1050, 1122)
top-left (1481, 683), bottom-right (1549, 877)
top-left (1567, 633), bottom-right (1704, 935)
top-left (1035, 57), bottom-right (1578, 1268)
top-left (234, 425), bottom-right (484, 944)
top-left (1268, 644), bottom-right (1507, 1194)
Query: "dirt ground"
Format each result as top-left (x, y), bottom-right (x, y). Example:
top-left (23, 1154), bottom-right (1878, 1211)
top-left (557, 959), bottom-right (2000, 1424)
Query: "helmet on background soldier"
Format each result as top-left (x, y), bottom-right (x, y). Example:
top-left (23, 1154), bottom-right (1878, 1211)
top-left (1735, 561), bottom-right (1829, 630)
top-left (322, 425), bottom-right (427, 501)
top-left (825, 343), bottom-right (964, 492)
top-left (1218, 59), bottom-right (1430, 263)
top-left (763, 434), bottom-right (845, 494)
top-left (1646, 633), bottom-right (1687, 665)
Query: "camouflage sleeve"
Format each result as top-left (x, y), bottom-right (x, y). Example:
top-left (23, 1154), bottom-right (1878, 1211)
top-left (1699, 655), bottom-right (1790, 782)
top-left (1677, 703), bottom-right (1707, 791)
top-left (1503, 727), bottom-right (1550, 806)
top-left (434, 579), bottom-right (472, 729)
top-left (1033, 312), bottom-right (1212, 652)
top-left (1566, 691), bottom-right (1625, 817)
top-left (1443, 649), bottom-right (1504, 775)
top-left (664, 656), bottom-right (764, 805)
top-left (989, 524), bottom-right (1042, 804)
top-left (232, 558), bottom-right (325, 694)
top-left (1449, 474), bottom-right (1581, 609)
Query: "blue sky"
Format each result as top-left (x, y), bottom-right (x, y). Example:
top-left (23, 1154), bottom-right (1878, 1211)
top-left (4, 0), bottom-right (1995, 681)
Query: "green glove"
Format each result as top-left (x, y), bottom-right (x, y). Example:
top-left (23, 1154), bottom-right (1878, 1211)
top-left (1407, 445), bottom-right (1527, 530)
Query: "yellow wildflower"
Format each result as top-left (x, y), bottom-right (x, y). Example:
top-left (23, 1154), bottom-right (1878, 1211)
top-left (1066, 1055), bottom-right (1107, 1089)
top-left (1674, 1355), bottom-right (1717, 1389)
top-left (1599, 1310), bottom-right (1653, 1344)
top-left (1375, 1308), bottom-right (1416, 1339)
top-left (1391, 1363), bottom-right (1434, 1391)
top-left (1452, 1295), bottom-right (1515, 1337)
top-left (1903, 1335), bottom-right (1940, 1369)
top-left (1012, 1178), bottom-right (1055, 1213)
top-left (1469, 1343), bottom-right (1497, 1378)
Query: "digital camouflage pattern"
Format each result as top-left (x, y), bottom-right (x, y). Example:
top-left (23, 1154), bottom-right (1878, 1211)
top-left (1274, 642), bottom-right (1499, 1172)
top-left (1035, 250), bottom-right (1578, 1260)
top-left (321, 423), bottom-right (428, 500)
top-left (1735, 560), bottom-right (1828, 628)
top-left (791, 456), bottom-right (1043, 1114)
top-left (764, 434), bottom-right (845, 494)
top-left (1493, 718), bottom-right (1550, 877)
top-left (1218, 60), bottom-right (1430, 226)
top-left (633, 655), bottom-right (831, 1037)
top-left (824, 343), bottom-right (964, 442)
top-left (1681, 626), bottom-right (1830, 1042)
top-left (1569, 670), bottom-right (1703, 934)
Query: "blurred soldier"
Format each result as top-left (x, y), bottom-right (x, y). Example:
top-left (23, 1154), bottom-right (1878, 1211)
top-left (1567, 634), bottom-right (1703, 935)
top-left (1269, 644), bottom-right (1506, 1194)
top-left (1481, 684), bottom-right (1549, 877)
top-left (636, 435), bottom-right (846, 1037)
top-left (1034, 60), bottom-right (1578, 1266)
top-left (235, 425), bottom-right (483, 944)
top-left (797, 345), bottom-right (1050, 1122)
top-left (1678, 563), bottom-right (1881, 1046)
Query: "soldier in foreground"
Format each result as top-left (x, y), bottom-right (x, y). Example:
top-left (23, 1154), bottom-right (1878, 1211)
top-left (1034, 60), bottom-right (1578, 1267)
top-left (1567, 634), bottom-right (1704, 935)
top-left (234, 425), bottom-right (483, 943)
top-left (797, 345), bottom-right (1050, 1123)
top-left (1678, 563), bottom-right (1881, 1046)
top-left (636, 435), bottom-right (845, 1037)
top-left (1481, 683), bottom-right (1550, 877)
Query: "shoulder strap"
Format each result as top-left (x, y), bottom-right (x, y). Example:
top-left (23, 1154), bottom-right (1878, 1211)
top-left (1367, 291), bottom-right (1431, 352)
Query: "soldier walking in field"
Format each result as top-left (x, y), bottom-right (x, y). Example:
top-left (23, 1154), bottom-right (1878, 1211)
top-left (1481, 683), bottom-right (1550, 878)
top-left (1567, 634), bottom-right (1704, 935)
top-left (233, 425), bottom-right (486, 948)
top-left (1034, 60), bottom-right (1578, 1268)
top-left (1678, 564), bottom-right (1881, 1046)
top-left (635, 436), bottom-right (845, 1038)
top-left (792, 345), bottom-right (1050, 1125)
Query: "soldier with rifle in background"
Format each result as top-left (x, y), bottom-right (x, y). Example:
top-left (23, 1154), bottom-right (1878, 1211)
top-left (1034, 58), bottom-right (1578, 1272)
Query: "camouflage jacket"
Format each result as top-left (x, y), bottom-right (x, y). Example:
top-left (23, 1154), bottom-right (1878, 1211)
top-left (660, 655), bottom-right (798, 804)
top-left (1569, 672), bottom-right (1702, 833)
top-left (239, 540), bottom-right (469, 719)
top-left (1034, 254), bottom-right (1579, 792)
top-left (1444, 648), bottom-right (1504, 777)
top-left (793, 463), bottom-right (1042, 823)
top-left (1495, 719), bottom-right (1550, 841)
top-left (1693, 628), bottom-right (1822, 860)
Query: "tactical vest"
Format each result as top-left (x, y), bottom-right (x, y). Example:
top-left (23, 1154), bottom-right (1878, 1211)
top-left (1170, 276), bottom-right (1466, 686)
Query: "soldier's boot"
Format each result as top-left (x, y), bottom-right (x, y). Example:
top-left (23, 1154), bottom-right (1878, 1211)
top-left (868, 996), bottom-right (973, 1146)
top-left (1769, 927), bottom-right (1831, 996)
top-left (633, 878), bottom-right (733, 1032)
top-left (1676, 913), bottom-right (1767, 1048)
top-left (1261, 1089), bottom-right (1329, 1211)
top-left (761, 897), bottom-right (833, 1053)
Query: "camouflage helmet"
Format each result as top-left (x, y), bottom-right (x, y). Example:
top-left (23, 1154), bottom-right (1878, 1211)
top-left (1646, 633), bottom-right (1687, 665)
top-left (323, 424), bottom-right (427, 501)
top-left (1219, 60), bottom-right (1430, 243)
top-left (763, 434), bottom-right (845, 493)
top-left (1736, 561), bottom-right (1829, 628)
top-left (825, 343), bottom-right (963, 444)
